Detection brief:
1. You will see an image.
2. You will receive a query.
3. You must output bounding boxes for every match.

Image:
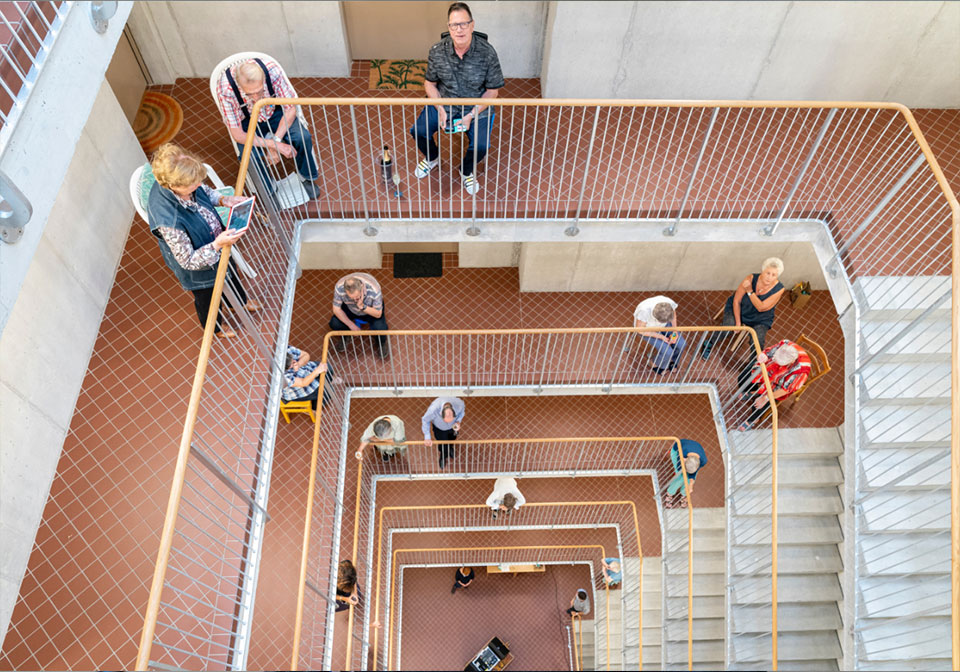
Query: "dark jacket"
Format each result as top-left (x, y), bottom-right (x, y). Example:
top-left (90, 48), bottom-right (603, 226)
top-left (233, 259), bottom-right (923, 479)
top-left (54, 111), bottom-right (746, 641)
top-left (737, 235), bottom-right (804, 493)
top-left (146, 182), bottom-right (221, 291)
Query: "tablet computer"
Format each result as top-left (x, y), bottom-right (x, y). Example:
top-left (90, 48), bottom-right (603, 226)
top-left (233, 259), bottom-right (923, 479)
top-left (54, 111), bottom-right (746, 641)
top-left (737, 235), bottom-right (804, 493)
top-left (226, 196), bottom-right (256, 231)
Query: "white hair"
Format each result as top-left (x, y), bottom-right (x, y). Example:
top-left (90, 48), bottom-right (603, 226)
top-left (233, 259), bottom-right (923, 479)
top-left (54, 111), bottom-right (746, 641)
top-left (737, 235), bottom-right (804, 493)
top-left (773, 344), bottom-right (799, 366)
top-left (684, 453), bottom-right (700, 473)
top-left (762, 257), bottom-right (784, 276)
top-left (236, 61), bottom-right (266, 85)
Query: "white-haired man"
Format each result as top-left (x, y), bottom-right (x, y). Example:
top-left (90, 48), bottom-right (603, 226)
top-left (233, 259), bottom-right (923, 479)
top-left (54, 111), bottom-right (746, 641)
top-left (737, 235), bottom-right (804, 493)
top-left (737, 339), bottom-right (811, 430)
top-left (215, 57), bottom-right (320, 198)
top-left (633, 295), bottom-right (686, 373)
top-left (665, 439), bottom-right (708, 501)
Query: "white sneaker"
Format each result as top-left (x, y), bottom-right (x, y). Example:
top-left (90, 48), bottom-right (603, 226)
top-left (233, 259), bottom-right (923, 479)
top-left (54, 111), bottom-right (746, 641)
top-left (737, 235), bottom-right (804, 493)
top-left (414, 158), bottom-right (439, 179)
top-left (460, 171), bottom-right (480, 195)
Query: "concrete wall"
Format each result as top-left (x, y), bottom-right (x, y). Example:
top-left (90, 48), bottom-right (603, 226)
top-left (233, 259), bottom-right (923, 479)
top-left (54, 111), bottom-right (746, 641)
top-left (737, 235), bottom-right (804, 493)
top-left (344, 1), bottom-right (546, 77)
top-left (127, 1), bottom-right (352, 82)
top-left (517, 241), bottom-right (826, 293)
top-left (0, 82), bottom-right (144, 639)
top-left (0, 2), bottom-right (131, 337)
top-left (299, 241), bottom-right (382, 269)
top-left (541, 1), bottom-right (960, 107)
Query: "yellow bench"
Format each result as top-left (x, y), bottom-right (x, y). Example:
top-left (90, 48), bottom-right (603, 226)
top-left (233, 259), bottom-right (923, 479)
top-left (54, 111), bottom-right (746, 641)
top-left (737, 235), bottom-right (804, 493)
top-left (280, 399), bottom-right (315, 424)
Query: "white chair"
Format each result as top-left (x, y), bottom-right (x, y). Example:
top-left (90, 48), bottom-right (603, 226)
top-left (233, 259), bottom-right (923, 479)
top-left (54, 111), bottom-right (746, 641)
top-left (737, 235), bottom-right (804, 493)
top-left (209, 52), bottom-right (317, 208)
top-left (130, 163), bottom-right (256, 279)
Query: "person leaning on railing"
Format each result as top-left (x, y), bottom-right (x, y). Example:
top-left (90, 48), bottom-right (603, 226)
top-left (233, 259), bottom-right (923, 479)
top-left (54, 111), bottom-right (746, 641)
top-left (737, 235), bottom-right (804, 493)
top-left (355, 415), bottom-right (406, 461)
top-left (565, 589), bottom-right (591, 618)
top-left (486, 476), bottom-right (525, 519)
top-left (146, 143), bottom-right (260, 339)
top-left (665, 438), bottom-right (708, 507)
top-left (633, 295), bottom-right (687, 374)
top-left (409, 1), bottom-right (504, 196)
top-left (421, 396), bottom-right (466, 469)
top-left (736, 339), bottom-right (811, 430)
top-left (701, 257), bottom-right (787, 358)
top-left (214, 58), bottom-right (321, 200)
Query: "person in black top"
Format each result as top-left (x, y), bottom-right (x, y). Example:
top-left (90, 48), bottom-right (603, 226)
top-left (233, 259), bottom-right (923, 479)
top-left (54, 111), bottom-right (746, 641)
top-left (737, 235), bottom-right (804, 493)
top-left (335, 559), bottom-right (361, 612)
top-left (409, 2), bottom-right (505, 195)
top-left (451, 566), bottom-right (475, 594)
top-left (702, 257), bottom-right (787, 358)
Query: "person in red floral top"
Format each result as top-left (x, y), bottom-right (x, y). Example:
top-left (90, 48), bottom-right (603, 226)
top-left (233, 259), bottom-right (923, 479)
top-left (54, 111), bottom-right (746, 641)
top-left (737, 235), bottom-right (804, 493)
top-left (737, 339), bottom-right (811, 430)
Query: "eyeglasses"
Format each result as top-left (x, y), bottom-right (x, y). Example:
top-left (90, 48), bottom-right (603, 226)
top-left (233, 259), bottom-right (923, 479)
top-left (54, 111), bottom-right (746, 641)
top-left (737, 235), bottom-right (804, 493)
top-left (448, 19), bottom-right (473, 30)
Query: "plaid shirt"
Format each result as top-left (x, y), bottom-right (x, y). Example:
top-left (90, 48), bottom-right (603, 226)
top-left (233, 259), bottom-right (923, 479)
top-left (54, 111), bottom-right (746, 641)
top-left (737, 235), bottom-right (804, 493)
top-left (282, 346), bottom-right (320, 401)
top-left (215, 58), bottom-right (295, 129)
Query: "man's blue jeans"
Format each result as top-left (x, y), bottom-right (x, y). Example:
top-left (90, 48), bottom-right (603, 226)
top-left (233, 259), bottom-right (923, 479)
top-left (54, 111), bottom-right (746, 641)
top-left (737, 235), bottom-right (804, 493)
top-left (642, 320), bottom-right (687, 371)
top-left (409, 106), bottom-right (495, 176)
top-left (237, 116), bottom-right (319, 193)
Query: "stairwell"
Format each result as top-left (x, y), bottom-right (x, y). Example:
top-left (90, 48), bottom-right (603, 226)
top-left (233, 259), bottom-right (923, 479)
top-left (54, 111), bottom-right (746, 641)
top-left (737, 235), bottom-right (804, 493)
top-left (662, 507), bottom-right (726, 670)
top-left (853, 276), bottom-right (952, 670)
top-left (591, 556), bottom-right (660, 671)
top-left (728, 427), bottom-right (845, 670)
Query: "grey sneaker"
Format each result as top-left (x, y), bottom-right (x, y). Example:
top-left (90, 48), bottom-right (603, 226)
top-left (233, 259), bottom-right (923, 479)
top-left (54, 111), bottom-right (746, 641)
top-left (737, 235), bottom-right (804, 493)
top-left (414, 158), bottom-right (439, 179)
top-left (460, 171), bottom-right (479, 195)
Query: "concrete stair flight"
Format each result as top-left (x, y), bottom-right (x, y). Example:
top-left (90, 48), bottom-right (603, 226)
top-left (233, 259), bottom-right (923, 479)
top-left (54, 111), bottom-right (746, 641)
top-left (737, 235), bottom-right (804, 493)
top-left (727, 427), bottom-right (845, 670)
top-left (853, 276), bottom-right (952, 670)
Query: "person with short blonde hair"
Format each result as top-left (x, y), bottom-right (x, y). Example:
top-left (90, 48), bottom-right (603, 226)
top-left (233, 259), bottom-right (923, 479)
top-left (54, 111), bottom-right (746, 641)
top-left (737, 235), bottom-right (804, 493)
top-left (215, 56), bottom-right (320, 199)
top-left (702, 257), bottom-right (787, 359)
top-left (146, 143), bottom-right (259, 337)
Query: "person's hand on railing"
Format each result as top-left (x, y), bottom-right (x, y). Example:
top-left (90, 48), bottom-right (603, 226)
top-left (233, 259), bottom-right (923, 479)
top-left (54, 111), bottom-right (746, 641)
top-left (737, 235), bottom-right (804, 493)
top-left (348, 594), bottom-right (359, 606)
top-left (272, 140), bottom-right (297, 160)
top-left (757, 352), bottom-right (770, 364)
top-left (424, 438), bottom-right (432, 448)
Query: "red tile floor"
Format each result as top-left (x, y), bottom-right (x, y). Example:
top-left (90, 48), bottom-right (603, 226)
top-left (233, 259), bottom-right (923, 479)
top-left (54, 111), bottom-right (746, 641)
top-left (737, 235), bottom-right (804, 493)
top-left (1, 60), bottom-right (957, 671)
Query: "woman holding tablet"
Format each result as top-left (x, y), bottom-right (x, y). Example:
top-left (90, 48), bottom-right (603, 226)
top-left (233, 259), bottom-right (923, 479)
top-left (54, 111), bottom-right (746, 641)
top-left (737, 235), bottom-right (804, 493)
top-left (146, 143), bottom-right (260, 338)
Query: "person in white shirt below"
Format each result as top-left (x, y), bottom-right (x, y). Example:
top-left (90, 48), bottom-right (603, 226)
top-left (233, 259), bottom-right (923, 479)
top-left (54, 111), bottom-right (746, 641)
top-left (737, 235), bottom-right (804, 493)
top-left (485, 476), bottom-right (525, 519)
top-left (421, 397), bottom-right (466, 469)
top-left (633, 295), bottom-right (686, 374)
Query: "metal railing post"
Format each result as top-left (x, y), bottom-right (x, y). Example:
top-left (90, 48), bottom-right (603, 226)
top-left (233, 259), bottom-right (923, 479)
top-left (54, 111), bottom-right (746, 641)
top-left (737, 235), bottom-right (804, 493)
top-left (664, 107), bottom-right (718, 237)
top-left (566, 106), bottom-right (601, 237)
top-left (764, 108), bottom-right (837, 236)
top-left (348, 105), bottom-right (377, 237)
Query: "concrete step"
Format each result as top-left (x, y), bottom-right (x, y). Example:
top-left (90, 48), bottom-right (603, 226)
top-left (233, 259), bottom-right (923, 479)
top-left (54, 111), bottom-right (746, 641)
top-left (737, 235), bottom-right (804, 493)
top-left (860, 400), bottom-right (951, 445)
top-left (730, 574), bottom-right (841, 605)
top-left (860, 360), bottom-right (953, 401)
top-left (731, 630), bottom-right (841, 662)
top-left (665, 574), bottom-right (724, 597)
top-left (857, 575), bottom-right (950, 618)
top-left (731, 543), bottom-right (842, 576)
top-left (857, 616), bottom-right (951, 662)
top-left (638, 645), bottom-right (660, 670)
top-left (858, 446), bottom-right (950, 489)
top-left (728, 427), bottom-right (843, 456)
top-left (732, 487), bottom-right (842, 516)
top-left (859, 531), bottom-right (950, 576)
top-left (731, 456), bottom-right (843, 488)
top-left (665, 527), bottom-right (725, 553)
top-left (664, 617), bottom-right (725, 642)
top-left (664, 639), bottom-right (724, 664)
top-left (859, 490), bottom-right (949, 532)
top-left (664, 550), bottom-right (725, 575)
top-left (860, 313), bottom-right (951, 358)
top-left (731, 602), bottom-right (841, 633)
top-left (666, 595), bottom-right (724, 620)
top-left (731, 514), bottom-right (843, 546)
top-left (855, 276), bottom-right (951, 314)
top-left (664, 506), bottom-right (725, 530)
top-left (853, 657), bottom-right (952, 671)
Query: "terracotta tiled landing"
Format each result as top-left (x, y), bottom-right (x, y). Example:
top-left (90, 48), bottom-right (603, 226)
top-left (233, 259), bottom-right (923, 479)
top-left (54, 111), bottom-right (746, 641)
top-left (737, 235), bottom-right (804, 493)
top-left (397, 564), bottom-right (591, 671)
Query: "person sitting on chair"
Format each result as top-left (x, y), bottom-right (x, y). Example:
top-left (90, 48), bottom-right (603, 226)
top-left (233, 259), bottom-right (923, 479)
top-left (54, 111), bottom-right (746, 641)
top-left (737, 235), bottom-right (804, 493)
top-left (702, 257), bottom-right (786, 358)
top-left (282, 346), bottom-right (339, 410)
top-left (409, 2), bottom-right (504, 195)
top-left (329, 273), bottom-right (389, 359)
top-left (737, 339), bottom-right (811, 430)
top-left (215, 57), bottom-right (321, 199)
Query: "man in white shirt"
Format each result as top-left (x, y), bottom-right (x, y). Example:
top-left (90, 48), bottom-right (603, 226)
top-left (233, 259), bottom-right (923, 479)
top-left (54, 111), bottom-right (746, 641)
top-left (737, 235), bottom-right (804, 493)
top-left (485, 476), bottom-right (525, 519)
top-left (632, 295), bottom-right (686, 373)
top-left (421, 397), bottom-right (466, 469)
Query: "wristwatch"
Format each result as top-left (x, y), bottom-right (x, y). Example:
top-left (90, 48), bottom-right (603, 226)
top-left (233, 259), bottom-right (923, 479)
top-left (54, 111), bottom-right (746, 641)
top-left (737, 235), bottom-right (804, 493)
top-left (747, 291), bottom-right (754, 296)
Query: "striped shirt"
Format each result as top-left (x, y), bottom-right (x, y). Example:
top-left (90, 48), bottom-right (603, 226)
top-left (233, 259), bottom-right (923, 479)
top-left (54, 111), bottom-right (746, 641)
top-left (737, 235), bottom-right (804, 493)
top-left (751, 340), bottom-right (811, 397)
top-left (215, 58), bottom-right (295, 129)
top-left (333, 272), bottom-right (383, 317)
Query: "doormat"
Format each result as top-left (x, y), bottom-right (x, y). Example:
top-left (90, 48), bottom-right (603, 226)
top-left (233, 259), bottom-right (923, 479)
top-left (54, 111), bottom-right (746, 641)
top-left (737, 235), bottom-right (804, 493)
top-left (369, 59), bottom-right (427, 90)
top-left (133, 91), bottom-right (184, 154)
top-left (393, 252), bottom-right (443, 278)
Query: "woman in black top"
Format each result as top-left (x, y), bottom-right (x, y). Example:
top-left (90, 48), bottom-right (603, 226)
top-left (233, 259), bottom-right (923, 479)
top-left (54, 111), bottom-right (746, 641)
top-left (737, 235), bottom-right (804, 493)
top-left (451, 566), bottom-right (475, 594)
top-left (702, 257), bottom-right (786, 358)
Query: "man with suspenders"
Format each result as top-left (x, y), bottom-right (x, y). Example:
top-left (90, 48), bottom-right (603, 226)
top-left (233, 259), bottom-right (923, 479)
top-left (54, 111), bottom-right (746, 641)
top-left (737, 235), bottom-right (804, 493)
top-left (215, 57), bottom-right (321, 199)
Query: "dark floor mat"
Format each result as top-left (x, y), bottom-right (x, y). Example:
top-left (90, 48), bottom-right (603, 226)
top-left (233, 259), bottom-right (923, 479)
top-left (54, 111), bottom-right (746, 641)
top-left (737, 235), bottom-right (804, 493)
top-left (393, 252), bottom-right (443, 278)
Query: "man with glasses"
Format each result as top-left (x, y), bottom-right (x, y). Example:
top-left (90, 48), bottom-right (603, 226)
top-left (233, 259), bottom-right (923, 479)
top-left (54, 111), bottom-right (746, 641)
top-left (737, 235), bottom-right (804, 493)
top-left (409, 2), bottom-right (504, 195)
top-left (215, 58), bottom-right (321, 199)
